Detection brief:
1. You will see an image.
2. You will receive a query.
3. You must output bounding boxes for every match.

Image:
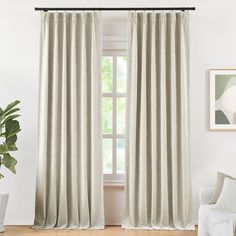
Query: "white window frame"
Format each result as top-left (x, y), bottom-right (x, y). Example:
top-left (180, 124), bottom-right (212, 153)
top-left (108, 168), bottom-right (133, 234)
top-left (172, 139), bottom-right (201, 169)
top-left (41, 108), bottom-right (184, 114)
top-left (102, 50), bottom-right (127, 183)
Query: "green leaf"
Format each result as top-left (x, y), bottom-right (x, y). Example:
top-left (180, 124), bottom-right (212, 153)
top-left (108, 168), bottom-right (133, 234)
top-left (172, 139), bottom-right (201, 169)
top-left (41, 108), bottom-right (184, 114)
top-left (0, 101), bottom-right (20, 179)
top-left (3, 100), bottom-right (20, 114)
top-left (0, 100), bottom-right (20, 127)
top-left (8, 129), bottom-right (21, 138)
top-left (0, 144), bottom-right (8, 154)
top-left (6, 135), bottom-right (17, 147)
top-left (7, 143), bottom-right (18, 151)
top-left (0, 114), bottom-right (5, 123)
top-left (2, 115), bottom-right (20, 125)
top-left (5, 120), bottom-right (21, 138)
top-left (0, 108), bottom-right (3, 121)
top-left (3, 108), bottom-right (20, 117)
top-left (2, 153), bottom-right (17, 174)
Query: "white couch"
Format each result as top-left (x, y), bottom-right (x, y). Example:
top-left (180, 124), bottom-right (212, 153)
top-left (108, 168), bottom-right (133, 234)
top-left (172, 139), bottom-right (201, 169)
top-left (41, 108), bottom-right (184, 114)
top-left (198, 187), bottom-right (236, 236)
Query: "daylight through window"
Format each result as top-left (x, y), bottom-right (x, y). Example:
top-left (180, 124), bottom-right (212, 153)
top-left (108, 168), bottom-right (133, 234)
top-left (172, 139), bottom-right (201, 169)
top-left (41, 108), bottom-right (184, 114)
top-left (102, 53), bottom-right (127, 182)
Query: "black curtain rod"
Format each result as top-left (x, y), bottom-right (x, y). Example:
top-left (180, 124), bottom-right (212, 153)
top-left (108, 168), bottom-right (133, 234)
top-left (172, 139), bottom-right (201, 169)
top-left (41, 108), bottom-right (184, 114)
top-left (35, 7), bottom-right (196, 12)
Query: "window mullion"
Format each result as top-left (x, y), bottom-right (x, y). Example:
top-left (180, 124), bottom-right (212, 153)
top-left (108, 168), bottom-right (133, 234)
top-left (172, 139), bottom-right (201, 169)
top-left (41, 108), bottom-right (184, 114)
top-left (113, 56), bottom-right (117, 176)
top-left (116, 93), bottom-right (126, 97)
top-left (103, 93), bottom-right (113, 97)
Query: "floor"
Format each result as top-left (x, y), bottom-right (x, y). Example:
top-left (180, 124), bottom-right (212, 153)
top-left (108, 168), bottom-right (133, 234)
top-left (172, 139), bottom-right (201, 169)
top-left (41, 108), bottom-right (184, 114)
top-left (3, 226), bottom-right (197, 236)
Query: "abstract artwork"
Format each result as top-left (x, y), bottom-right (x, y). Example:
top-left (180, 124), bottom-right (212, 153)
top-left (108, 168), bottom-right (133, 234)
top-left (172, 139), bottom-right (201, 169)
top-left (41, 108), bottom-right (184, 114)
top-left (210, 69), bottom-right (236, 130)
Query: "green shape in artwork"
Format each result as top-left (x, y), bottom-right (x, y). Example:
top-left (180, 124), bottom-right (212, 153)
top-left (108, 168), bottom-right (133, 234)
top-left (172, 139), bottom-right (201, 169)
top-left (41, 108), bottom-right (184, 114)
top-left (215, 75), bottom-right (236, 101)
top-left (215, 110), bottom-right (230, 124)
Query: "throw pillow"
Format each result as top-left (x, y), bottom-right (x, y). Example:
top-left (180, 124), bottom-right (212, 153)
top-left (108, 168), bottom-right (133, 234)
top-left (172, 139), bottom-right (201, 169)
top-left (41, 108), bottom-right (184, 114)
top-left (213, 178), bottom-right (236, 213)
top-left (208, 172), bottom-right (235, 204)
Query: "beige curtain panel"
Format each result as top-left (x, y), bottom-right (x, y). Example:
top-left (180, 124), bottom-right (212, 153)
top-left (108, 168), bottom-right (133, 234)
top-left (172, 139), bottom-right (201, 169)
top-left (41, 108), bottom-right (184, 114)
top-left (34, 12), bottom-right (104, 229)
top-left (122, 12), bottom-right (194, 230)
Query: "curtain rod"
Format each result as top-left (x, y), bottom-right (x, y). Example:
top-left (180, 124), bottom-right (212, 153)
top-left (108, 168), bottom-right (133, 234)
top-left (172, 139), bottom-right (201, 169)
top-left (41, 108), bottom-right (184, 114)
top-left (35, 7), bottom-right (196, 12)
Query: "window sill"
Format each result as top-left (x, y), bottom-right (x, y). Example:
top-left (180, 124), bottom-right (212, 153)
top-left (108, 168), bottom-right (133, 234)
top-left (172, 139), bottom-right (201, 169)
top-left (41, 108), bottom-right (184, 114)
top-left (103, 181), bottom-right (125, 187)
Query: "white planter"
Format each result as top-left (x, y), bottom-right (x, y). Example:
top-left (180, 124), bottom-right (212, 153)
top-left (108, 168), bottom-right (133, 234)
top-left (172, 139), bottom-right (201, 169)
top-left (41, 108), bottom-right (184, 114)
top-left (0, 193), bottom-right (9, 233)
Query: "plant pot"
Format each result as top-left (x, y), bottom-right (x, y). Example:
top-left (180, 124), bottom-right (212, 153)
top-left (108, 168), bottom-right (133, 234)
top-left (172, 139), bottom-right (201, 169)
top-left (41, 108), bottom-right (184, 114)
top-left (0, 193), bottom-right (9, 233)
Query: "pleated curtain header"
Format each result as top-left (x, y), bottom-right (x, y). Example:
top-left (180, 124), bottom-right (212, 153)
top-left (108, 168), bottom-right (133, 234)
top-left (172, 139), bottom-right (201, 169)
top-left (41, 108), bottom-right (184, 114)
top-left (128, 11), bottom-right (189, 22)
top-left (41, 11), bottom-right (101, 22)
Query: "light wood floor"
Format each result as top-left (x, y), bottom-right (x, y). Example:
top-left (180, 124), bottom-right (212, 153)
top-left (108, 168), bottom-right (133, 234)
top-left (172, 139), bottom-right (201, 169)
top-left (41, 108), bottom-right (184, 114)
top-left (3, 226), bottom-right (197, 236)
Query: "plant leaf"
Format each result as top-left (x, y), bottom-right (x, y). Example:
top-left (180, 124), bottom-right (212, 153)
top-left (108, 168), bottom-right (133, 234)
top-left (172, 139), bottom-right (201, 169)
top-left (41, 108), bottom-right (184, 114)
top-left (7, 129), bottom-right (21, 138)
top-left (6, 135), bottom-right (17, 148)
top-left (0, 101), bottom-right (20, 179)
top-left (2, 115), bottom-right (20, 125)
top-left (0, 144), bottom-right (8, 154)
top-left (0, 114), bottom-right (5, 123)
top-left (3, 108), bottom-right (20, 117)
top-left (0, 108), bottom-right (4, 123)
top-left (5, 120), bottom-right (21, 138)
top-left (2, 153), bottom-right (17, 174)
top-left (7, 144), bottom-right (18, 151)
top-left (3, 100), bottom-right (20, 114)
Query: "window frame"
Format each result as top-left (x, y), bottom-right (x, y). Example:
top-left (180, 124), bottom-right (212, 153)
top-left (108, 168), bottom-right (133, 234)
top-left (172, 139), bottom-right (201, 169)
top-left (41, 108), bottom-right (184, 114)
top-left (102, 50), bottom-right (127, 183)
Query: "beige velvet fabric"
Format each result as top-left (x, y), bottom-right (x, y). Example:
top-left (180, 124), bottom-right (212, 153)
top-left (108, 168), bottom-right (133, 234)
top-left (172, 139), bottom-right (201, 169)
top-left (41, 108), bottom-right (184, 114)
top-left (122, 12), bottom-right (194, 230)
top-left (34, 12), bottom-right (104, 229)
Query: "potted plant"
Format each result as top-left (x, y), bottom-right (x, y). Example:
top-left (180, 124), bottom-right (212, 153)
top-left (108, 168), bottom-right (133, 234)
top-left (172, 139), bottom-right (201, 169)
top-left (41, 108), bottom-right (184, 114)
top-left (0, 100), bottom-right (21, 232)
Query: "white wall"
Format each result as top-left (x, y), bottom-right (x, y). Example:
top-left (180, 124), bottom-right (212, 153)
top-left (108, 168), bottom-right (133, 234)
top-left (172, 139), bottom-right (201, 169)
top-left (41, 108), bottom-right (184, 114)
top-left (1, 0), bottom-right (236, 225)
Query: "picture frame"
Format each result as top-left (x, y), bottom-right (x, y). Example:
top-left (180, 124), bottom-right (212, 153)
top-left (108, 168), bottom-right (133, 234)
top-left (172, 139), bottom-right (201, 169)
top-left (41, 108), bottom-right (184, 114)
top-left (209, 69), bottom-right (236, 130)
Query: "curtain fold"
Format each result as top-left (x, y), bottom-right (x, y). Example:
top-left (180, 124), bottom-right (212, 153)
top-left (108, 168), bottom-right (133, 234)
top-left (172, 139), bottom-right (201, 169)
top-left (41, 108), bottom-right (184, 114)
top-left (122, 11), bottom-right (194, 230)
top-left (34, 12), bottom-right (104, 229)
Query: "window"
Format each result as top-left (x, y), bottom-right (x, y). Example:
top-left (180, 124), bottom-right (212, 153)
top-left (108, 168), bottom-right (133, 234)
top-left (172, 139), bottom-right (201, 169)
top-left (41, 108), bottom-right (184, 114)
top-left (102, 52), bottom-right (127, 182)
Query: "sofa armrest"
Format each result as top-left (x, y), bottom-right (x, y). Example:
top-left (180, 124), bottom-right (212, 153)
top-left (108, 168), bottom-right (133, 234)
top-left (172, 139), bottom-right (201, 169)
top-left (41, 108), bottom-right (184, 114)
top-left (199, 187), bottom-right (214, 206)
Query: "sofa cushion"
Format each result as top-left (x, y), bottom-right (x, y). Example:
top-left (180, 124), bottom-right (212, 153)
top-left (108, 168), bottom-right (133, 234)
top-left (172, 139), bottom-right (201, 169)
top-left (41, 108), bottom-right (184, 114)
top-left (214, 178), bottom-right (236, 213)
top-left (199, 204), bottom-right (236, 236)
top-left (212, 222), bottom-right (227, 236)
top-left (208, 208), bottom-right (235, 225)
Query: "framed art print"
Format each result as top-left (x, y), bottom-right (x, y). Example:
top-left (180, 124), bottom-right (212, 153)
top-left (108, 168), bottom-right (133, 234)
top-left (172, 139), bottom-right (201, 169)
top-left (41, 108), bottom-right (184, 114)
top-left (209, 69), bottom-right (236, 130)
